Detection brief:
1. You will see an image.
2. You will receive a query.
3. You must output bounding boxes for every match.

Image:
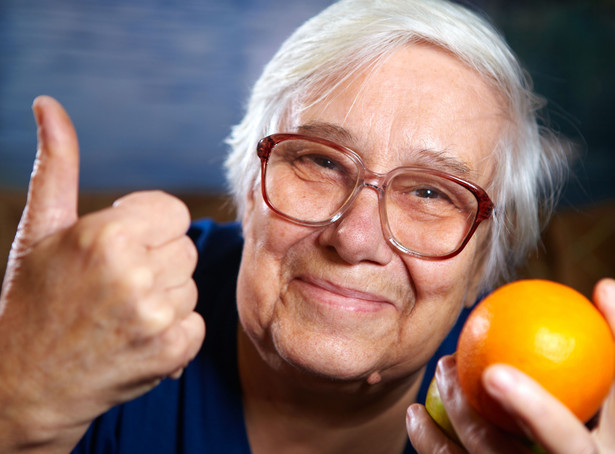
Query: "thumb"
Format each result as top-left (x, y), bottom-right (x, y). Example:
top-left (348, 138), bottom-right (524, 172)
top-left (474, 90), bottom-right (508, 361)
top-left (592, 278), bottom-right (615, 445)
top-left (14, 96), bottom-right (80, 250)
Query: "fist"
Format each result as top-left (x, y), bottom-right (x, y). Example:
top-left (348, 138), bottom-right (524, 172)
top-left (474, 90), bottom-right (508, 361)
top-left (0, 96), bottom-right (205, 451)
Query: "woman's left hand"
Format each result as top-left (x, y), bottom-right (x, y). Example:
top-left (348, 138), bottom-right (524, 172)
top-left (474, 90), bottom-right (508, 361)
top-left (407, 277), bottom-right (615, 453)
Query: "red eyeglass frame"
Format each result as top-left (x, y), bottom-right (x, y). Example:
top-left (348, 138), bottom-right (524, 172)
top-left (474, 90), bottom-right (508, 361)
top-left (256, 133), bottom-right (494, 260)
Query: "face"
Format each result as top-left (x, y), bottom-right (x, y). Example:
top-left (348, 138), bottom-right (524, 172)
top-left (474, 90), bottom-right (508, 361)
top-left (237, 44), bottom-right (506, 385)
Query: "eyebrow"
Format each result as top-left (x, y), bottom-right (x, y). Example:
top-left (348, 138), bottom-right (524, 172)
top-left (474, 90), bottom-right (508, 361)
top-left (296, 122), bottom-right (355, 146)
top-left (294, 121), bottom-right (474, 177)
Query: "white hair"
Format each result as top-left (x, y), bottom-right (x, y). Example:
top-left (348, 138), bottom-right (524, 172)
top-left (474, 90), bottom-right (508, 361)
top-left (224, 0), bottom-right (572, 292)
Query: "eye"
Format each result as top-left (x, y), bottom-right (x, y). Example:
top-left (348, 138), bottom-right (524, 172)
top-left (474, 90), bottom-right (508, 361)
top-left (413, 188), bottom-right (442, 199)
top-left (311, 155), bottom-right (339, 170)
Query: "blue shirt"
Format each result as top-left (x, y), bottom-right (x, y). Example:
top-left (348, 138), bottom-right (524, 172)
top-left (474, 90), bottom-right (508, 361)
top-left (74, 219), bottom-right (467, 453)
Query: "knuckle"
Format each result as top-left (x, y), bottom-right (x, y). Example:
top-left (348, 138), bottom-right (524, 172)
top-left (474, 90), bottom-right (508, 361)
top-left (177, 280), bottom-right (199, 316)
top-left (98, 266), bottom-right (160, 333)
top-left (94, 271), bottom-right (159, 340)
top-left (72, 218), bottom-right (124, 258)
top-left (61, 219), bottom-right (135, 284)
top-left (122, 266), bottom-right (155, 294)
top-left (166, 236), bottom-right (198, 273)
top-left (155, 326), bottom-right (190, 367)
top-left (181, 236), bottom-right (198, 268)
top-left (165, 196), bottom-right (191, 230)
top-left (132, 297), bottom-right (174, 337)
top-left (162, 313), bottom-right (204, 363)
top-left (186, 279), bottom-right (198, 307)
top-left (115, 190), bottom-right (189, 217)
top-left (458, 422), bottom-right (489, 451)
top-left (113, 191), bottom-right (192, 235)
top-left (577, 440), bottom-right (599, 454)
top-left (171, 279), bottom-right (199, 316)
top-left (143, 314), bottom-right (204, 377)
top-left (432, 443), bottom-right (454, 454)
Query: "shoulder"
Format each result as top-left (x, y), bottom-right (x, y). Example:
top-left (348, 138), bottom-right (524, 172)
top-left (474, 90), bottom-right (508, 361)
top-left (187, 219), bottom-right (243, 323)
top-left (188, 218), bottom-right (243, 257)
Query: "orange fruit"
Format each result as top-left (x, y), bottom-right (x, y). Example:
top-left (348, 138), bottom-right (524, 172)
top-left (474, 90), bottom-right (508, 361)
top-left (457, 279), bottom-right (615, 434)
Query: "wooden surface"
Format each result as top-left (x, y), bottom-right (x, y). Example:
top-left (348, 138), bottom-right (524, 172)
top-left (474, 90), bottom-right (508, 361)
top-left (1, 191), bottom-right (613, 300)
top-left (0, 191), bottom-right (235, 281)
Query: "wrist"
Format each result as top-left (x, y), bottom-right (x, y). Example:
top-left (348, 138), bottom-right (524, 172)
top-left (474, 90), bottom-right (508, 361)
top-left (0, 396), bottom-right (87, 454)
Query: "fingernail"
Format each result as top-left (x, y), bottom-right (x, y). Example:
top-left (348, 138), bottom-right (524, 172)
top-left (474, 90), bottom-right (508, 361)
top-left (435, 355), bottom-right (454, 377)
top-left (406, 405), bottom-right (419, 432)
top-left (435, 355), bottom-right (456, 395)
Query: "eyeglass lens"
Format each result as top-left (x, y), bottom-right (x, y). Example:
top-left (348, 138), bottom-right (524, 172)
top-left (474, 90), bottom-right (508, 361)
top-left (263, 138), bottom-right (480, 257)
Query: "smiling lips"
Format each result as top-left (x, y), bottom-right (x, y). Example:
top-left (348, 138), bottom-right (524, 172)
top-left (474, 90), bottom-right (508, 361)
top-left (295, 275), bottom-right (398, 313)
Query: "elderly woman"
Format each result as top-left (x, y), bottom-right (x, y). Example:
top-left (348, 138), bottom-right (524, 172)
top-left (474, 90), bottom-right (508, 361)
top-left (0, 0), bottom-right (613, 453)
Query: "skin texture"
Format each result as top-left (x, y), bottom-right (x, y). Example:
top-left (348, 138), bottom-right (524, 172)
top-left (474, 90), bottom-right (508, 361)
top-left (1, 45), bottom-right (613, 454)
top-left (407, 278), bottom-right (615, 454)
top-left (0, 96), bottom-right (205, 452)
top-left (236, 44), bottom-right (507, 453)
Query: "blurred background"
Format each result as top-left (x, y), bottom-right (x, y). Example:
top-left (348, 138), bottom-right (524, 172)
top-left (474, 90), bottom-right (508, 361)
top-left (1, 0), bottom-right (613, 297)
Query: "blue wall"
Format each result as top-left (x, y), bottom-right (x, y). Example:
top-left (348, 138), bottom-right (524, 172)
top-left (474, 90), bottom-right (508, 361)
top-left (1, 0), bottom-right (613, 208)
top-left (0, 0), bottom-right (335, 192)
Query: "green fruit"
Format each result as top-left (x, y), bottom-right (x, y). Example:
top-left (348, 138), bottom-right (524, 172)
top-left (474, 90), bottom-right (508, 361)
top-left (424, 375), bottom-right (546, 453)
top-left (425, 375), bottom-right (460, 443)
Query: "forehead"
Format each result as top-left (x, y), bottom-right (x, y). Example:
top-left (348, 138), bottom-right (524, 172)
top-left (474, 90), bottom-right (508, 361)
top-left (292, 44), bottom-right (508, 184)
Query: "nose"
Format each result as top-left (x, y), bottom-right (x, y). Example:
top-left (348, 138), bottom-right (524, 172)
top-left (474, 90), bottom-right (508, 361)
top-left (317, 184), bottom-right (394, 265)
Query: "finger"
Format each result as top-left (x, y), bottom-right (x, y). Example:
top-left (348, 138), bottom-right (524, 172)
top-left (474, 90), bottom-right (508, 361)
top-left (16, 96), bottom-right (79, 250)
top-left (406, 404), bottom-right (465, 453)
top-left (595, 381), bottom-right (615, 448)
top-left (592, 278), bottom-right (615, 447)
top-left (168, 367), bottom-right (185, 380)
top-left (112, 191), bottom-right (192, 248)
top-left (483, 364), bottom-right (598, 453)
top-left (594, 278), bottom-right (615, 335)
top-left (437, 356), bottom-right (531, 453)
top-left (149, 235), bottom-right (198, 290)
top-left (161, 278), bottom-right (198, 323)
top-left (147, 311), bottom-right (206, 378)
top-left (171, 310), bottom-right (206, 365)
top-left (132, 278), bottom-right (198, 339)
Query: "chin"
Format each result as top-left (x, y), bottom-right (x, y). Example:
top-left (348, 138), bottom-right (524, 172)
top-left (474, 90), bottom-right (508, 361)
top-left (267, 320), bottom-right (391, 383)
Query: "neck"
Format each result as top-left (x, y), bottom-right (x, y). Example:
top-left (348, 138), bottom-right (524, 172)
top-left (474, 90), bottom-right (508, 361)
top-left (237, 327), bottom-right (423, 454)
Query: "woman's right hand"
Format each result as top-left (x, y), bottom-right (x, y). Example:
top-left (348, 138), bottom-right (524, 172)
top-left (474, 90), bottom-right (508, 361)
top-left (0, 96), bottom-right (205, 453)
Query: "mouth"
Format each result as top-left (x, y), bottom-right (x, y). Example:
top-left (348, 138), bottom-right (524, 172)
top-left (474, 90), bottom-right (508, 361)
top-left (294, 275), bottom-right (398, 314)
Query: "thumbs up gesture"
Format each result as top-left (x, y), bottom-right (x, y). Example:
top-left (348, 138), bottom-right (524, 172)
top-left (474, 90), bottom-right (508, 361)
top-left (0, 97), bottom-right (205, 452)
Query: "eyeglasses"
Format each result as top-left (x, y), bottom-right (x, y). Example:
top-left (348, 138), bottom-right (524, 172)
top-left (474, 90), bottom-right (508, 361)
top-left (256, 134), bottom-right (494, 260)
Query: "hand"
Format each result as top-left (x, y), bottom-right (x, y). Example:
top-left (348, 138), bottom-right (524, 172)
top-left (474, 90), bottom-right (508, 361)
top-left (407, 278), bottom-right (615, 453)
top-left (0, 96), bottom-right (205, 452)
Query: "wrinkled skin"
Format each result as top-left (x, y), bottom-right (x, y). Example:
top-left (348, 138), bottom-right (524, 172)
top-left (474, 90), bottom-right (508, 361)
top-left (1, 62), bottom-right (614, 454)
top-left (0, 96), bottom-right (205, 452)
top-left (235, 44), bottom-right (509, 454)
top-left (407, 278), bottom-right (615, 453)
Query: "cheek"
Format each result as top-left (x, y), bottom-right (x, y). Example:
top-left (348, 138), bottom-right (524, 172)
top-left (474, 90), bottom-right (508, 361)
top-left (392, 243), bottom-right (481, 365)
top-left (243, 194), bottom-right (299, 255)
top-left (407, 251), bottom-right (476, 305)
top-left (236, 195), bottom-right (310, 339)
top-left (428, 229), bottom-right (486, 306)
